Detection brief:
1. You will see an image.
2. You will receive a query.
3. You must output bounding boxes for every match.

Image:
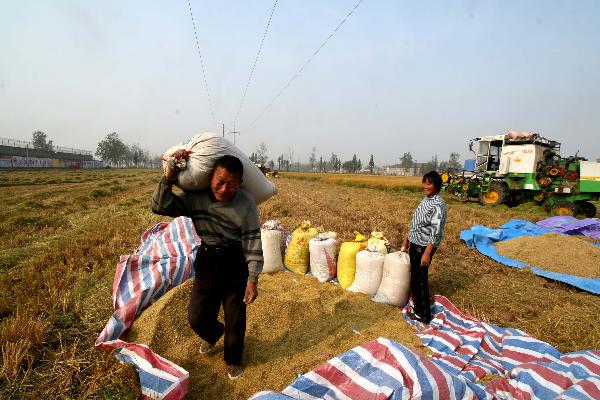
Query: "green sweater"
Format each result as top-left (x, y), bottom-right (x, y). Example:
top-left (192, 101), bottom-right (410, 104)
top-left (152, 177), bottom-right (263, 283)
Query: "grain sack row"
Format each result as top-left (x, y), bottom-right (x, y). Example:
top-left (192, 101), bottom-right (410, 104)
top-left (260, 220), bottom-right (411, 307)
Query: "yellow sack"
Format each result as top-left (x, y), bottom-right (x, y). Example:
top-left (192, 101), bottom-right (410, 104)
top-left (284, 220), bottom-right (319, 274)
top-left (367, 231), bottom-right (389, 255)
top-left (337, 231), bottom-right (367, 289)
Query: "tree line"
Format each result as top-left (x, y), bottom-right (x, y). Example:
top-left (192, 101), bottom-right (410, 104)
top-left (27, 132), bottom-right (464, 173)
top-left (95, 132), bottom-right (160, 168)
top-left (27, 131), bottom-right (160, 168)
top-left (250, 142), bottom-right (462, 175)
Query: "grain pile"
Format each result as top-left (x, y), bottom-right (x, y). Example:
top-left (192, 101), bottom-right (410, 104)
top-left (126, 271), bottom-right (421, 400)
top-left (495, 232), bottom-right (600, 278)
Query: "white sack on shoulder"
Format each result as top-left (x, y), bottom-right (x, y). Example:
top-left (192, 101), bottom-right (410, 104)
top-left (162, 132), bottom-right (277, 204)
top-left (347, 250), bottom-right (384, 295)
top-left (309, 237), bottom-right (338, 282)
top-left (371, 251), bottom-right (411, 306)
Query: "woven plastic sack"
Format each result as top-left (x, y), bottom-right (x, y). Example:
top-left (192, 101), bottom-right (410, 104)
top-left (371, 251), bottom-right (411, 306)
top-left (367, 231), bottom-right (389, 255)
top-left (337, 231), bottom-right (367, 289)
top-left (261, 230), bottom-right (283, 274)
top-left (162, 132), bottom-right (277, 204)
top-left (347, 250), bottom-right (385, 295)
top-left (260, 220), bottom-right (288, 274)
top-left (309, 232), bottom-right (338, 282)
top-left (284, 221), bottom-right (319, 275)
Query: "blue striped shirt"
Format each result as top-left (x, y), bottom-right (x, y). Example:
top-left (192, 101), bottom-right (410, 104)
top-left (408, 194), bottom-right (447, 247)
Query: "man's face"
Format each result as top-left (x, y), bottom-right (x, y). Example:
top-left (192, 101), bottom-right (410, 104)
top-left (422, 179), bottom-right (437, 197)
top-left (210, 166), bottom-right (241, 202)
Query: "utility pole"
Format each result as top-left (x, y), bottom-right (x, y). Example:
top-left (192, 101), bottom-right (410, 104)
top-left (230, 130), bottom-right (240, 145)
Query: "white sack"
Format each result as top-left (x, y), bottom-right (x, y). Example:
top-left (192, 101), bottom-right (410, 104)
top-left (162, 132), bottom-right (277, 204)
top-left (371, 251), bottom-right (411, 306)
top-left (261, 229), bottom-right (284, 274)
top-left (309, 237), bottom-right (338, 282)
top-left (347, 250), bottom-right (384, 295)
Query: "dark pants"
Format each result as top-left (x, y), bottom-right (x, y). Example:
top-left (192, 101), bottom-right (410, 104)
top-left (188, 244), bottom-right (248, 366)
top-left (409, 242), bottom-right (437, 323)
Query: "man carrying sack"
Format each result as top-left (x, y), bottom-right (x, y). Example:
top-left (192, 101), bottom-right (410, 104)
top-left (152, 152), bottom-right (263, 380)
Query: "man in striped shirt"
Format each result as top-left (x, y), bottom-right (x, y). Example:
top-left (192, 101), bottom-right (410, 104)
top-left (402, 171), bottom-right (447, 324)
top-left (152, 154), bottom-right (263, 380)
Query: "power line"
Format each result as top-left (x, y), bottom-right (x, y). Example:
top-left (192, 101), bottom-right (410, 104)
top-left (186, 0), bottom-right (217, 129)
top-left (247, 0), bottom-right (364, 129)
top-left (233, 0), bottom-right (278, 130)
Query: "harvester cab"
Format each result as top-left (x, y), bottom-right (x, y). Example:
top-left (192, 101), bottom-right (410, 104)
top-left (443, 131), bottom-right (599, 217)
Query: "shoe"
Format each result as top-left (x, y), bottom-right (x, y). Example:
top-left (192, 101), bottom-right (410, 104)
top-left (227, 364), bottom-right (244, 380)
top-left (406, 311), bottom-right (430, 324)
top-left (199, 340), bottom-right (215, 354)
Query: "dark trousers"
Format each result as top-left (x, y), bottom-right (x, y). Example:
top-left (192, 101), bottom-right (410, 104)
top-left (188, 244), bottom-right (248, 366)
top-left (409, 242), bottom-right (437, 323)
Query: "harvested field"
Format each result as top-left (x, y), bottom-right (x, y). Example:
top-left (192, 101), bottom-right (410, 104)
top-left (1, 169), bottom-right (599, 398)
top-left (495, 232), bottom-right (600, 278)
top-left (282, 171), bottom-right (423, 192)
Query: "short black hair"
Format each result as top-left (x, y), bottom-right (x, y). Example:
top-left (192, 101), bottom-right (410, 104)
top-left (212, 155), bottom-right (244, 179)
top-left (423, 170), bottom-right (442, 192)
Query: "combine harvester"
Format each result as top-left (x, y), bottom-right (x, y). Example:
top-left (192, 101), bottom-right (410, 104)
top-left (442, 131), bottom-right (600, 217)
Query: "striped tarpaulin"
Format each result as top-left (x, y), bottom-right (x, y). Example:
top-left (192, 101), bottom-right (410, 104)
top-left (250, 295), bottom-right (600, 400)
top-left (95, 216), bottom-right (201, 400)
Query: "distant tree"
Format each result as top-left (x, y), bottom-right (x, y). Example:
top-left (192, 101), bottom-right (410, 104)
top-left (31, 131), bottom-right (54, 151)
top-left (129, 143), bottom-right (146, 168)
top-left (255, 142), bottom-right (268, 164)
top-left (368, 154), bottom-right (375, 173)
top-left (329, 153), bottom-right (339, 172)
top-left (96, 132), bottom-right (128, 167)
top-left (286, 147), bottom-right (295, 170)
top-left (357, 158), bottom-right (362, 171)
top-left (151, 155), bottom-right (162, 169)
top-left (420, 155), bottom-right (438, 174)
top-left (448, 152), bottom-right (461, 170)
top-left (342, 160), bottom-right (353, 172)
top-left (267, 159), bottom-right (275, 169)
top-left (351, 154), bottom-right (358, 173)
top-left (399, 152), bottom-right (413, 169)
top-left (309, 147), bottom-right (317, 171)
top-left (318, 156), bottom-right (324, 172)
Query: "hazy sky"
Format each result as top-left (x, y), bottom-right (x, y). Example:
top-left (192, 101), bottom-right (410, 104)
top-left (1, 0), bottom-right (599, 165)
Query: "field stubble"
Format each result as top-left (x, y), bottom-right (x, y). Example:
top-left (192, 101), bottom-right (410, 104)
top-left (0, 170), bottom-right (598, 398)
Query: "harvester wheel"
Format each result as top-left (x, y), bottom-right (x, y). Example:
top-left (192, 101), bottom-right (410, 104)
top-left (552, 201), bottom-right (577, 217)
top-left (577, 201), bottom-right (597, 218)
top-left (478, 181), bottom-right (507, 206)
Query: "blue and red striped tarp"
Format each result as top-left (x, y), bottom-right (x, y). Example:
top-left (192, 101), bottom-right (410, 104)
top-left (251, 295), bottom-right (600, 400)
top-left (96, 216), bottom-right (201, 400)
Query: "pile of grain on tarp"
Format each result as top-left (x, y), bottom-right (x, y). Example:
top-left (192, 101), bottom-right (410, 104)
top-left (126, 271), bottom-right (421, 400)
top-left (495, 232), bottom-right (600, 278)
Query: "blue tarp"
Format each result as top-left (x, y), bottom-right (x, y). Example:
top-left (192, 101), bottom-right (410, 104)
top-left (460, 219), bottom-right (600, 295)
